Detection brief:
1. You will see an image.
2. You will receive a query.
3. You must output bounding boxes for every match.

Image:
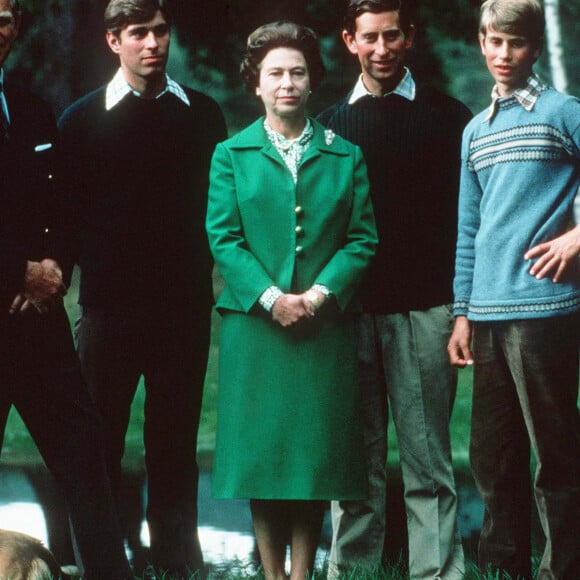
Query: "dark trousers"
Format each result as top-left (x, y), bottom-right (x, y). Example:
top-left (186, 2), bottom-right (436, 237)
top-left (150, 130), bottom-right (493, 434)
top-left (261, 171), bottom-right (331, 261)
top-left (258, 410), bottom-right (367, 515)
top-left (0, 306), bottom-right (132, 580)
top-left (76, 306), bottom-right (210, 576)
top-left (471, 313), bottom-right (580, 580)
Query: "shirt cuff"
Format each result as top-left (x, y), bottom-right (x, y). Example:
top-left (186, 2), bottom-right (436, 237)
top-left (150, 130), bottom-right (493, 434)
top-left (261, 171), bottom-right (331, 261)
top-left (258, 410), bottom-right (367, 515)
top-left (259, 286), bottom-right (284, 312)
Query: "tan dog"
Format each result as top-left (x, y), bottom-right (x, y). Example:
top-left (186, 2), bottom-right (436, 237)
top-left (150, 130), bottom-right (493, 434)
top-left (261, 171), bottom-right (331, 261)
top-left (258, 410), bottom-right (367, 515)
top-left (0, 529), bottom-right (78, 580)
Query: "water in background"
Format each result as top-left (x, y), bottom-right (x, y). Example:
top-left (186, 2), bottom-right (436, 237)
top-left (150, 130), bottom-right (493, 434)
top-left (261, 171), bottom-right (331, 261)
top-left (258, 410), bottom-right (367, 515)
top-left (0, 465), bottom-right (489, 574)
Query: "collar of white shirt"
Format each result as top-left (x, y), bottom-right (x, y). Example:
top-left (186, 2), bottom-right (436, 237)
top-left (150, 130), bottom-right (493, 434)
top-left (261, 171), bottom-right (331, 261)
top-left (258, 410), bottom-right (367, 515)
top-left (348, 67), bottom-right (416, 104)
top-left (105, 68), bottom-right (190, 111)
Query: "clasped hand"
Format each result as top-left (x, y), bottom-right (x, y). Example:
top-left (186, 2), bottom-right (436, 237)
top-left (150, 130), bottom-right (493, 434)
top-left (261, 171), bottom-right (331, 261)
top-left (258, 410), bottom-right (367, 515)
top-left (10, 259), bottom-right (67, 314)
top-left (271, 290), bottom-right (325, 327)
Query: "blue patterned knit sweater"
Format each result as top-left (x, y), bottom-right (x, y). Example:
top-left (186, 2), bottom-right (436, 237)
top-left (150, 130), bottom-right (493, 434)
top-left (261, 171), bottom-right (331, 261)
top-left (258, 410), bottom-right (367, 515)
top-left (453, 86), bottom-right (580, 320)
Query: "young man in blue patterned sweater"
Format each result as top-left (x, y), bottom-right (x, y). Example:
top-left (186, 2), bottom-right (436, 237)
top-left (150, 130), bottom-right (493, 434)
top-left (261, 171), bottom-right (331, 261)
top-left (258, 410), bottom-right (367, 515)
top-left (447, 0), bottom-right (580, 578)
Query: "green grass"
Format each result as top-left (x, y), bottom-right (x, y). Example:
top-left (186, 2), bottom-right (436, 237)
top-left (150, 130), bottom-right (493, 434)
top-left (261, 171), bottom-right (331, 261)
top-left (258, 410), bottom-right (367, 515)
top-left (86, 557), bottom-right (543, 579)
top-left (47, 557), bottom-right (543, 579)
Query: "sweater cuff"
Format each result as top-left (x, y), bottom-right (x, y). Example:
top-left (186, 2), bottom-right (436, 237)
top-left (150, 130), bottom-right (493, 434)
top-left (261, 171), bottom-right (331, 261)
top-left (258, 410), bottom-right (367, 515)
top-left (453, 299), bottom-right (470, 317)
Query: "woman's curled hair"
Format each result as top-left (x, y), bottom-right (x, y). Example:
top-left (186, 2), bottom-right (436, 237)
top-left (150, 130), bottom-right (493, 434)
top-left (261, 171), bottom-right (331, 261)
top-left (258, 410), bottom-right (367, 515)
top-left (240, 21), bottom-right (326, 93)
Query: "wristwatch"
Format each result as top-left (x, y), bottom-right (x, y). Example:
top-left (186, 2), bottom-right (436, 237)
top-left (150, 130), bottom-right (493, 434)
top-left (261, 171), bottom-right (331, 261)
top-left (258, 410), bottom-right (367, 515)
top-left (305, 284), bottom-right (331, 310)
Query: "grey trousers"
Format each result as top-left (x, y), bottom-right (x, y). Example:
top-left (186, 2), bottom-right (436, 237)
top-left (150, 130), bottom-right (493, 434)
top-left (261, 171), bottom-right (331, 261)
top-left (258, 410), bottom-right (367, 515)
top-left (471, 314), bottom-right (580, 580)
top-left (329, 307), bottom-right (465, 579)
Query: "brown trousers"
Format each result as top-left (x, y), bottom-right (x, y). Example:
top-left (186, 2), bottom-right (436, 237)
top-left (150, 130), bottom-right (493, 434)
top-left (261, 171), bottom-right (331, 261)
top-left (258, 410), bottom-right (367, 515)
top-left (471, 313), bottom-right (580, 580)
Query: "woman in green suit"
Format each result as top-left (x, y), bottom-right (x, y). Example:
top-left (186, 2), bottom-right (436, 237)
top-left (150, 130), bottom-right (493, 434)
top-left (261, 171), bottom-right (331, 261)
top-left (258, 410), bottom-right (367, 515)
top-left (206, 21), bottom-right (377, 579)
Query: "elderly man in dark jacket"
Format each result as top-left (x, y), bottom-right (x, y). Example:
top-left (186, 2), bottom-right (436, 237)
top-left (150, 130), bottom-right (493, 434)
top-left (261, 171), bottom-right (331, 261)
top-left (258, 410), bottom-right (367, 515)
top-left (0, 1), bottom-right (132, 578)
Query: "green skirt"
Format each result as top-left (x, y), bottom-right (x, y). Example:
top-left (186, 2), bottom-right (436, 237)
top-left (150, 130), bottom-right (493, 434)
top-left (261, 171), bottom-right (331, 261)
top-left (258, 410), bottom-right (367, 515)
top-left (212, 311), bottom-right (367, 500)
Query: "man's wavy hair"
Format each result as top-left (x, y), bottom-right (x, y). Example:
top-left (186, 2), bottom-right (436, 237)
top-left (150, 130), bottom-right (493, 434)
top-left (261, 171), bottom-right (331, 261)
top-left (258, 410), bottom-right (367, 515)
top-left (240, 21), bottom-right (326, 93)
top-left (104, 0), bottom-right (172, 34)
top-left (343, 0), bottom-right (413, 36)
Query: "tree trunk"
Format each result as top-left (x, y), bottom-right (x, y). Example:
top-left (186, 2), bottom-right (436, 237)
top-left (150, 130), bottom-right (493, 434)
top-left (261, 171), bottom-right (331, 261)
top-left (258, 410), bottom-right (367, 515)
top-left (544, 0), bottom-right (568, 93)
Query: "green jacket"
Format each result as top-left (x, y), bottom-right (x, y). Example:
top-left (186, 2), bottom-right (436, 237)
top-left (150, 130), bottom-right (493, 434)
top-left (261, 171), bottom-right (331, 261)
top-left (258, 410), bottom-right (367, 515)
top-left (206, 117), bottom-right (377, 313)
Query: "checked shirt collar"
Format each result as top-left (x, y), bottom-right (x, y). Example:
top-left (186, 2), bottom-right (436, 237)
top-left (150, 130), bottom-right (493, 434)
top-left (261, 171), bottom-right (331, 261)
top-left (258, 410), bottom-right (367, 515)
top-left (484, 73), bottom-right (545, 122)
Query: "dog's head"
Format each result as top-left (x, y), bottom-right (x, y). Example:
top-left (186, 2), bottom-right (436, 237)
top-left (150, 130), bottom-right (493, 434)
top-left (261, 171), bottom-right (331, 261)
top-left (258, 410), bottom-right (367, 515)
top-left (0, 529), bottom-right (77, 579)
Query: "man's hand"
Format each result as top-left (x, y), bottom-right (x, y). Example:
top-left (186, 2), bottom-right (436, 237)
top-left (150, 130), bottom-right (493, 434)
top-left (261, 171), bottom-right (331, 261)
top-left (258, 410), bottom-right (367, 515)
top-left (447, 315), bottom-right (474, 368)
top-left (10, 259), bottom-right (67, 314)
top-left (524, 225), bottom-right (580, 283)
top-left (271, 293), bottom-right (312, 327)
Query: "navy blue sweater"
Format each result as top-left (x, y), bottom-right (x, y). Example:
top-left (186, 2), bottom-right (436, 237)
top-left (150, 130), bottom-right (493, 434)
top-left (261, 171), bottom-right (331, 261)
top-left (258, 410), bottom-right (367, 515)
top-left (58, 86), bottom-right (226, 313)
top-left (318, 85), bottom-right (471, 314)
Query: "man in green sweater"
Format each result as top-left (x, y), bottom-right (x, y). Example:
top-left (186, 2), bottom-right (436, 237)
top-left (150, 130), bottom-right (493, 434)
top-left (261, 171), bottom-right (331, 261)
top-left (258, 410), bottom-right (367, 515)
top-left (318, 1), bottom-right (471, 578)
top-left (58, 1), bottom-right (227, 577)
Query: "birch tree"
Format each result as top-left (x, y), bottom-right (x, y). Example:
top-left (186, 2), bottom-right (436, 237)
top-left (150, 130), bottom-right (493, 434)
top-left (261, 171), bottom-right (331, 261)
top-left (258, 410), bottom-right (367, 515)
top-left (543, 0), bottom-right (568, 93)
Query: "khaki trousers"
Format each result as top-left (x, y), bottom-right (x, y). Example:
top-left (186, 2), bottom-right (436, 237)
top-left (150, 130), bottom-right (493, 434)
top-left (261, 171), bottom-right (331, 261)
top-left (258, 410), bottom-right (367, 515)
top-left (329, 307), bottom-right (465, 579)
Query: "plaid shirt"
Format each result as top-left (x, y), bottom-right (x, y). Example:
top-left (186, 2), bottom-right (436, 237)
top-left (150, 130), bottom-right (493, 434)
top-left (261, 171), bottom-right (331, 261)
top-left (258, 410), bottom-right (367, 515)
top-left (484, 73), bottom-right (545, 122)
top-left (105, 68), bottom-right (190, 111)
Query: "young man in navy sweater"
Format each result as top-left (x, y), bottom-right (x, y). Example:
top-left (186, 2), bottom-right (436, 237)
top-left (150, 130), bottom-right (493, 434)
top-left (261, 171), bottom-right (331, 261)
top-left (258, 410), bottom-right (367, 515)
top-left (318, 1), bottom-right (471, 578)
top-left (58, 1), bottom-right (227, 577)
top-left (0, 1), bottom-right (132, 578)
top-left (448, 0), bottom-right (580, 577)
